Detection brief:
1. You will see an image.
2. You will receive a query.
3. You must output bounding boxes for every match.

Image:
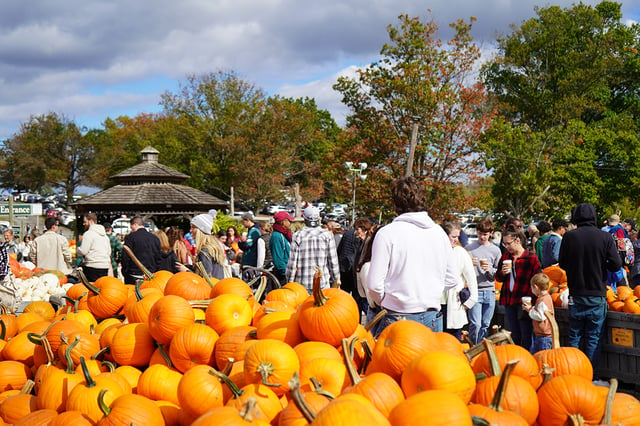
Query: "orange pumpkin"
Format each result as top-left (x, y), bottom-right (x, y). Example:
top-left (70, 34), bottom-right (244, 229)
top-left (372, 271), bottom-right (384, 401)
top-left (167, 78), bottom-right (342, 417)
top-left (84, 276), bottom-right (129, 319)
top-left (243, 339), bottom-right (300, 396)
top-left (110, 322), bottom-right (156, 367)
top-left (213, 325), bottom-right (257, 370)
top-left (95, 392), bottom-right (164, 425)
top-left (169, 322), bottom-right (219, 373)
top-left (388, 390), bottom-right (471, 426)
top-left (148, 295), bottom-right (195, 345)
top-left (536, 375), bottom-right (605, 426)
top-left (164, 271), bottom-right (213, 300)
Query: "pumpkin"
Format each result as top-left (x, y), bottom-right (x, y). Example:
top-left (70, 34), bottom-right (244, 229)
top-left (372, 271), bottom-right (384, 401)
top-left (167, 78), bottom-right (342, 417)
top-left (388, 389), bottom-right (471, 426)
top-left (536, 375), bottom-right (605, 426)
top-left (297, 268), bottom-right (359, 347)
top-left (42, 319), bottom-right (90, 354)
top-left (177, 365), bottom-right (241, 419)
top-left (366, 319), bottom-right (437, 382)
top-left (225, 383), bottom-right (284, 425)
top-left (114, 365), bottom-right (142, 393)
top-left (13, 408), bottom-right (57, 425)
top-left (299, 357), bottom-right (348, 397)
top-left (533, 311), bottom-right (593, 381)
top-left (124, 283), bottom-right (163, 324)
top-left (205, 293), bottom-right (254, 335)
top-left (211, 277), bottom-right (254, 299)
top-left (280, 372), bottom-right (331, 426)
top-left (294, 341), bottom-right (343, 366)
top-left (252, 300), bottom-right (296, 325)
top-left (2, 331), bottom-right (39, 366)
top-left (610, 392), bottom-right (640, 425)
top-left (95, 391), bottom-right (164, 425)
top-left (243, 339), bottom-right (300, 396)
top-left (148, 295), bottom-right (195, 345)
top-left (0, 393), bottom-right (37, 424)
top-left (110, 322), bottom-right (156, 367)
top-left (401, 350), bottom-right (476, 404)
top-left (0, 360), bottom-right (32, 392)
top-left (66, 357), bottom-right (127, 424)
top-left (214, 325), bottom-right (257, 370)
top-left (22, 301), bottom-right (55, 321)
top-left (49, 410), bottom-right (93, 425)
top-left (193, 398), bottom-right (271, 426)
top-left (169, 322), bottom-right (219, 373)
top-left (83, 276), bottom-right (129, 319)
top-left (472, 341), bottom-right (542, 389)
top-left (311, 394), bottom-right (391, 426)
top-left (57, 332), bottom-right (101, 368)
top-left (468, 360), bottom-right (529, 425)
top-left (136, 364), bottom-right (183, 405)
top-left (264, 287), bottom-right (302, 308)
top-left (36, 347), bottom-right (87, 412)
top-left (0, 315), bottom-right (18, 339)
top-left (255, 310), bottom-right (305, 347)
top-left (164, 271), bottom-right (214, 300)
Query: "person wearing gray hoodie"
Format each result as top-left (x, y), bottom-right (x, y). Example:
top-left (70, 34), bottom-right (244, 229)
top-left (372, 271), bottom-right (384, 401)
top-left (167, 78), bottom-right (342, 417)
top-left (559, 203), bottom-right (621, 379)
top-left (366, 176), bottom-right (459, 337)
top-left (77, 212), bottom-right (112, 282)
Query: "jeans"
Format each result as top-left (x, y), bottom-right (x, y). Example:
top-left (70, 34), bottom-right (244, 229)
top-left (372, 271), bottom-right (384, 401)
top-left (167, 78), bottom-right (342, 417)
top-left (371, 309), bottom-right (443, 338)
top-left (504, 304), bottom-right (533, 350)
top-left (568, 300), bottom-right (607, 379)
top-left (530, 335), bottom-right (553, 353)
top-left (468, 289), bottom-right (496, 345)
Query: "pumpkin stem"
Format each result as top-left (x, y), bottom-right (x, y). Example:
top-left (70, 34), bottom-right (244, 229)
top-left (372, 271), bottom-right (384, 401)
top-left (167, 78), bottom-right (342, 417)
top-left (221, 358), bottom-right (235, 376)
top-left (157, 344), bottom-right (174, 368)
top-left (309, 377), bottom-right (336, 400)
top-left (134, 280), bottom-right (144, 301)
top-left (97, 388), bottom-right (112, 417)
top-left (91, 345), bottom-right (110, 361)
top-left (257, 362), bottom-right (281, 388)
top-left (122, 245), bottom-right (154, 280)
top-left (79, 356), bottom-right (97, 387)
top-left (239, 396), bottom-right (260, 422)
top-left (208, 369), bottom-right (244, 399)
top-left (195, 262), bottom-right (216, 288)
top-left (545, 310), bottom-right (560, 349)
top-left (19, 379), bottom-right (35, 395)
top-left (464, 330), bottom-right (513, 362)
top-left (359, 339), bottom-right (373, 374)
top-left (63, 337), bottom-right (81, 373)
top-left (341, 338), bottom-right (362, 385)
top-left (77, 268), bottom-right (101, 295)
top-left (483, 339), bottom-right (502, 377)
top-left (288, 372), bottom-right (317, 422)
top-left (253, 276), bottom-right (267, 302)
top-left (26, 319), bottom-right (61, 345)
top-left (188, 298), bottom-right (214, 309)
top-left (0, 318), bottom-right (6, 340)
top-left (311, 267), bottom-right (328, 306)
top-left (539, 363), bottom-right (555, 389)
top-left (41, 336), bottom-right (57, 366)
top-left (488, 359), bottom-right (518, 412)
top-left (364, 308), bottom-right (388, 332)
top-left (601, 378), bottom-right (618, 425)
top-left (101, 360), bottom-right (117, 372)
top-left (568, 414), bottom-right (585, 426)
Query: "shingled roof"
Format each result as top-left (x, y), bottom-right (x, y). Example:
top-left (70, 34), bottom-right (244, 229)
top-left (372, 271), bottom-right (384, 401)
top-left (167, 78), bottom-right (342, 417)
top-left (71, 146), bottom-right (228, 218)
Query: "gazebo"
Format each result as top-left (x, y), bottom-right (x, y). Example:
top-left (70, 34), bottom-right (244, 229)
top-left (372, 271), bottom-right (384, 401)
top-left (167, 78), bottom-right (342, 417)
top-left (70, 146), bottom-right (228, 235)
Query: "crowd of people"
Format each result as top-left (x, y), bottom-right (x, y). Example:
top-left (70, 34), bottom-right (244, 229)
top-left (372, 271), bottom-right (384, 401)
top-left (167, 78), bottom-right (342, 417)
top-left (0, 178), bottom-right (631, 383)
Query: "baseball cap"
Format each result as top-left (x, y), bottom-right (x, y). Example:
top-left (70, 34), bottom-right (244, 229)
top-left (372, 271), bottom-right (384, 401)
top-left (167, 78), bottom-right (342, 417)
top-left (274, 211), bottom-right (294, 222)
top-left (303, 206), bottom-right (320, 227)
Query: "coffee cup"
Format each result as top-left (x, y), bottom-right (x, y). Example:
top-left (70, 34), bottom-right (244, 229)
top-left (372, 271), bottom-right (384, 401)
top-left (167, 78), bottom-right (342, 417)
top-left (503, 259), bottom-right (512, 272)
top-left (522, 296), bottom-right (531, 305)
top-left (479, 258), bottom-right (488, 268)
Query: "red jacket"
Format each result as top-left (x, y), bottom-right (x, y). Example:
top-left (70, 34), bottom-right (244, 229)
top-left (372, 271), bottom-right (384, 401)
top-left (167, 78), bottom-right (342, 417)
top-left (496, 250), bottom-right (541, 306)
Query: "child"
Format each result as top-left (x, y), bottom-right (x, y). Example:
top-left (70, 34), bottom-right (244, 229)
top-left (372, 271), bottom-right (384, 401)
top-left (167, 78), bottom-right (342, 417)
top-left (523, 273), bottom-right (554, 353)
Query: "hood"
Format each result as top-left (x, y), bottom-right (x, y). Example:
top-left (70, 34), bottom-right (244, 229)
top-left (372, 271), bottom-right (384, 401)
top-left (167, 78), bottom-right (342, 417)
top-left (393, 211), bottom-right (436, 229)
top-left (89, 224), bottom-right (107, 236)
top-left (572, 203), bottom-right (597, 227)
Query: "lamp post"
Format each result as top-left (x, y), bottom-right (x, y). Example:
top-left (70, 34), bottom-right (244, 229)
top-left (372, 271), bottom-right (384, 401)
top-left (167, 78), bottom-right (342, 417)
top-left (345, 161), bottom-right (367, 226)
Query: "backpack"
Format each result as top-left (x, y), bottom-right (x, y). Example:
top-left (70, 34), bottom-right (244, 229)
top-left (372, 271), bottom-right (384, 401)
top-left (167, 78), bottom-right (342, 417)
top-left (608, 225), bottom-right (634, 266)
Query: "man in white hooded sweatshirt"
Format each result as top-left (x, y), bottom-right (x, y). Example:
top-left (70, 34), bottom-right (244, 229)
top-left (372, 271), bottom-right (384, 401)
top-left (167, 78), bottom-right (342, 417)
top-left (366, 176), bottom-right (460, 336)
top-left (77, 213), bottom-right (112, 282)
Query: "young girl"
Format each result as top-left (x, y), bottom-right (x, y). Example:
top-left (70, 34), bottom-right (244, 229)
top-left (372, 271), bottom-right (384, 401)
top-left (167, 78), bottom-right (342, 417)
top-left (523, 273), bottom-right (554, 353)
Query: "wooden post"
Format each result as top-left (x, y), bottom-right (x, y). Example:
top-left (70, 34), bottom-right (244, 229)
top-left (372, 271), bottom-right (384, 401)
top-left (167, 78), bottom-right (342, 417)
top-left (230, 186), bottom-right (235, 216)
top-left (404, 120), bottom-right (420, 178)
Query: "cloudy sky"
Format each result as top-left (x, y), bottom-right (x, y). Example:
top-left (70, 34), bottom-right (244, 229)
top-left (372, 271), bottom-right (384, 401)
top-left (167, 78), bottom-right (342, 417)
top-left (1, 0), bottom-right (638, 140)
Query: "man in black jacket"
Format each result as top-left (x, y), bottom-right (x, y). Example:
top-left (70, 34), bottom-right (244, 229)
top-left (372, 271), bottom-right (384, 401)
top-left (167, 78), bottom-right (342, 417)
top-left (559, 203), bottom-right (621, 379)
top-left (121, 217), bottom-right (161, 284)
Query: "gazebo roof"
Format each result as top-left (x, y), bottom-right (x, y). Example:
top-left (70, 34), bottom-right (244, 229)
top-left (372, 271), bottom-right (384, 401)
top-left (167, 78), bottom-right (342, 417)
top-left (71, 146), bottom-right (228, 217)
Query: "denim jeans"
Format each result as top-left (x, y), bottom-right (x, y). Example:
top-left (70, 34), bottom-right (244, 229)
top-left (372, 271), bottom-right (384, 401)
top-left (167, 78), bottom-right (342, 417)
top-left (530, 335), bottom-right (553, 353)
top-left (468, 289), bottom-right (496, 345)
top-left (504, 304), bottom-right (533, 350)
top-left (371, 309), bottom-right (443, 338)
top-left (568, 300), bottom-right (607, 379)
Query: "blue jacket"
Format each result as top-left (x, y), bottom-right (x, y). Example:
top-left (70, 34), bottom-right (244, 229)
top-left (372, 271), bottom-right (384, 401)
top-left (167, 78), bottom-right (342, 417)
top-left (239, 225), bottom-right (261, 267)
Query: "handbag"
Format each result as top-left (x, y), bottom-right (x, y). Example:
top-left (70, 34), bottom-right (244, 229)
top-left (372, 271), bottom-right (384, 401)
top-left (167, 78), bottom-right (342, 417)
top-left (459, 286), bottom-right (471, 304)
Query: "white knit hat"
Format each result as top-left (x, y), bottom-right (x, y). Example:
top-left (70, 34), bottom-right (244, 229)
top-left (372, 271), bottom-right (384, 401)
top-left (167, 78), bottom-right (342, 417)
top-left (191, 209), bottom-right (217, 235)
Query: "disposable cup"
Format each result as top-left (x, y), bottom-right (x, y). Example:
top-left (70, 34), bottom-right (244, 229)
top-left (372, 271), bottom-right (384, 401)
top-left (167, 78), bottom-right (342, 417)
top-left (479, 258), bottom-right (488, 267)
top-left (503, 259), bottom-right (512, 271)
top-left (522, 296), bottom-right (531, 304)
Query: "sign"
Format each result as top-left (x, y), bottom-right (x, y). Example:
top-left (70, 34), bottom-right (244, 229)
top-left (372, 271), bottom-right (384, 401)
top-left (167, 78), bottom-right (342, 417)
top-left (611, 328), bottom-right (634, 347)
top-left (0, 204), bottom-right (43, 216)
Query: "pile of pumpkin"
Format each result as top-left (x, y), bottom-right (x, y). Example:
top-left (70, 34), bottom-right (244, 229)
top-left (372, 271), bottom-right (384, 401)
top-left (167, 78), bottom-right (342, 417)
top-left (0, 262), bottom-right (639, 426)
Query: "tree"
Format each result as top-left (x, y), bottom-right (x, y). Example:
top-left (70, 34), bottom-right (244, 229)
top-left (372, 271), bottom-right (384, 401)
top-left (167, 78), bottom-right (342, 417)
top-left (333, 13), bottom-right (492, 219)
top-left (480, 1), bottom-right (640, 217)
top-left (0, 113), bottom-right (97, 203)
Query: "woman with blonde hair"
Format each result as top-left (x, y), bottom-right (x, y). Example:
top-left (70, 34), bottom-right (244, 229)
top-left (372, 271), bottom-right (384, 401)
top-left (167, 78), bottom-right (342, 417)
top-left (176, 210), bottom-right (229, 279)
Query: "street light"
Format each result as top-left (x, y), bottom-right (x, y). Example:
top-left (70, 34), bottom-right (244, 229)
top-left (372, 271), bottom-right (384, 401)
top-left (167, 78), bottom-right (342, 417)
top-left (345, 161), bottom-right (367, 225)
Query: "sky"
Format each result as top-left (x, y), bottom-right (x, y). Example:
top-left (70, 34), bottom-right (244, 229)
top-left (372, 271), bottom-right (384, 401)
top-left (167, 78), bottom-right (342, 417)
top-left (1, 0), bottom-right (639, 141)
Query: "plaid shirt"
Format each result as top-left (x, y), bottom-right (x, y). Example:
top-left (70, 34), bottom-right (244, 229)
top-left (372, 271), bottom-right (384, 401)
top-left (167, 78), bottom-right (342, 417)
top-left (495, 249), bottom-right (541, 306)
top-left (0, 243), bottom-right (9, 280)
top-left (286, 226), bottom-right (340, 292)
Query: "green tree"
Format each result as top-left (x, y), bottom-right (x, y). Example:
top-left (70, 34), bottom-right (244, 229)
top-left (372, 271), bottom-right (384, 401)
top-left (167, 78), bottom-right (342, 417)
top-left (333, 14), bottom-right (492, 219)
top-left (0, 113), bottom-right (97, 203)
